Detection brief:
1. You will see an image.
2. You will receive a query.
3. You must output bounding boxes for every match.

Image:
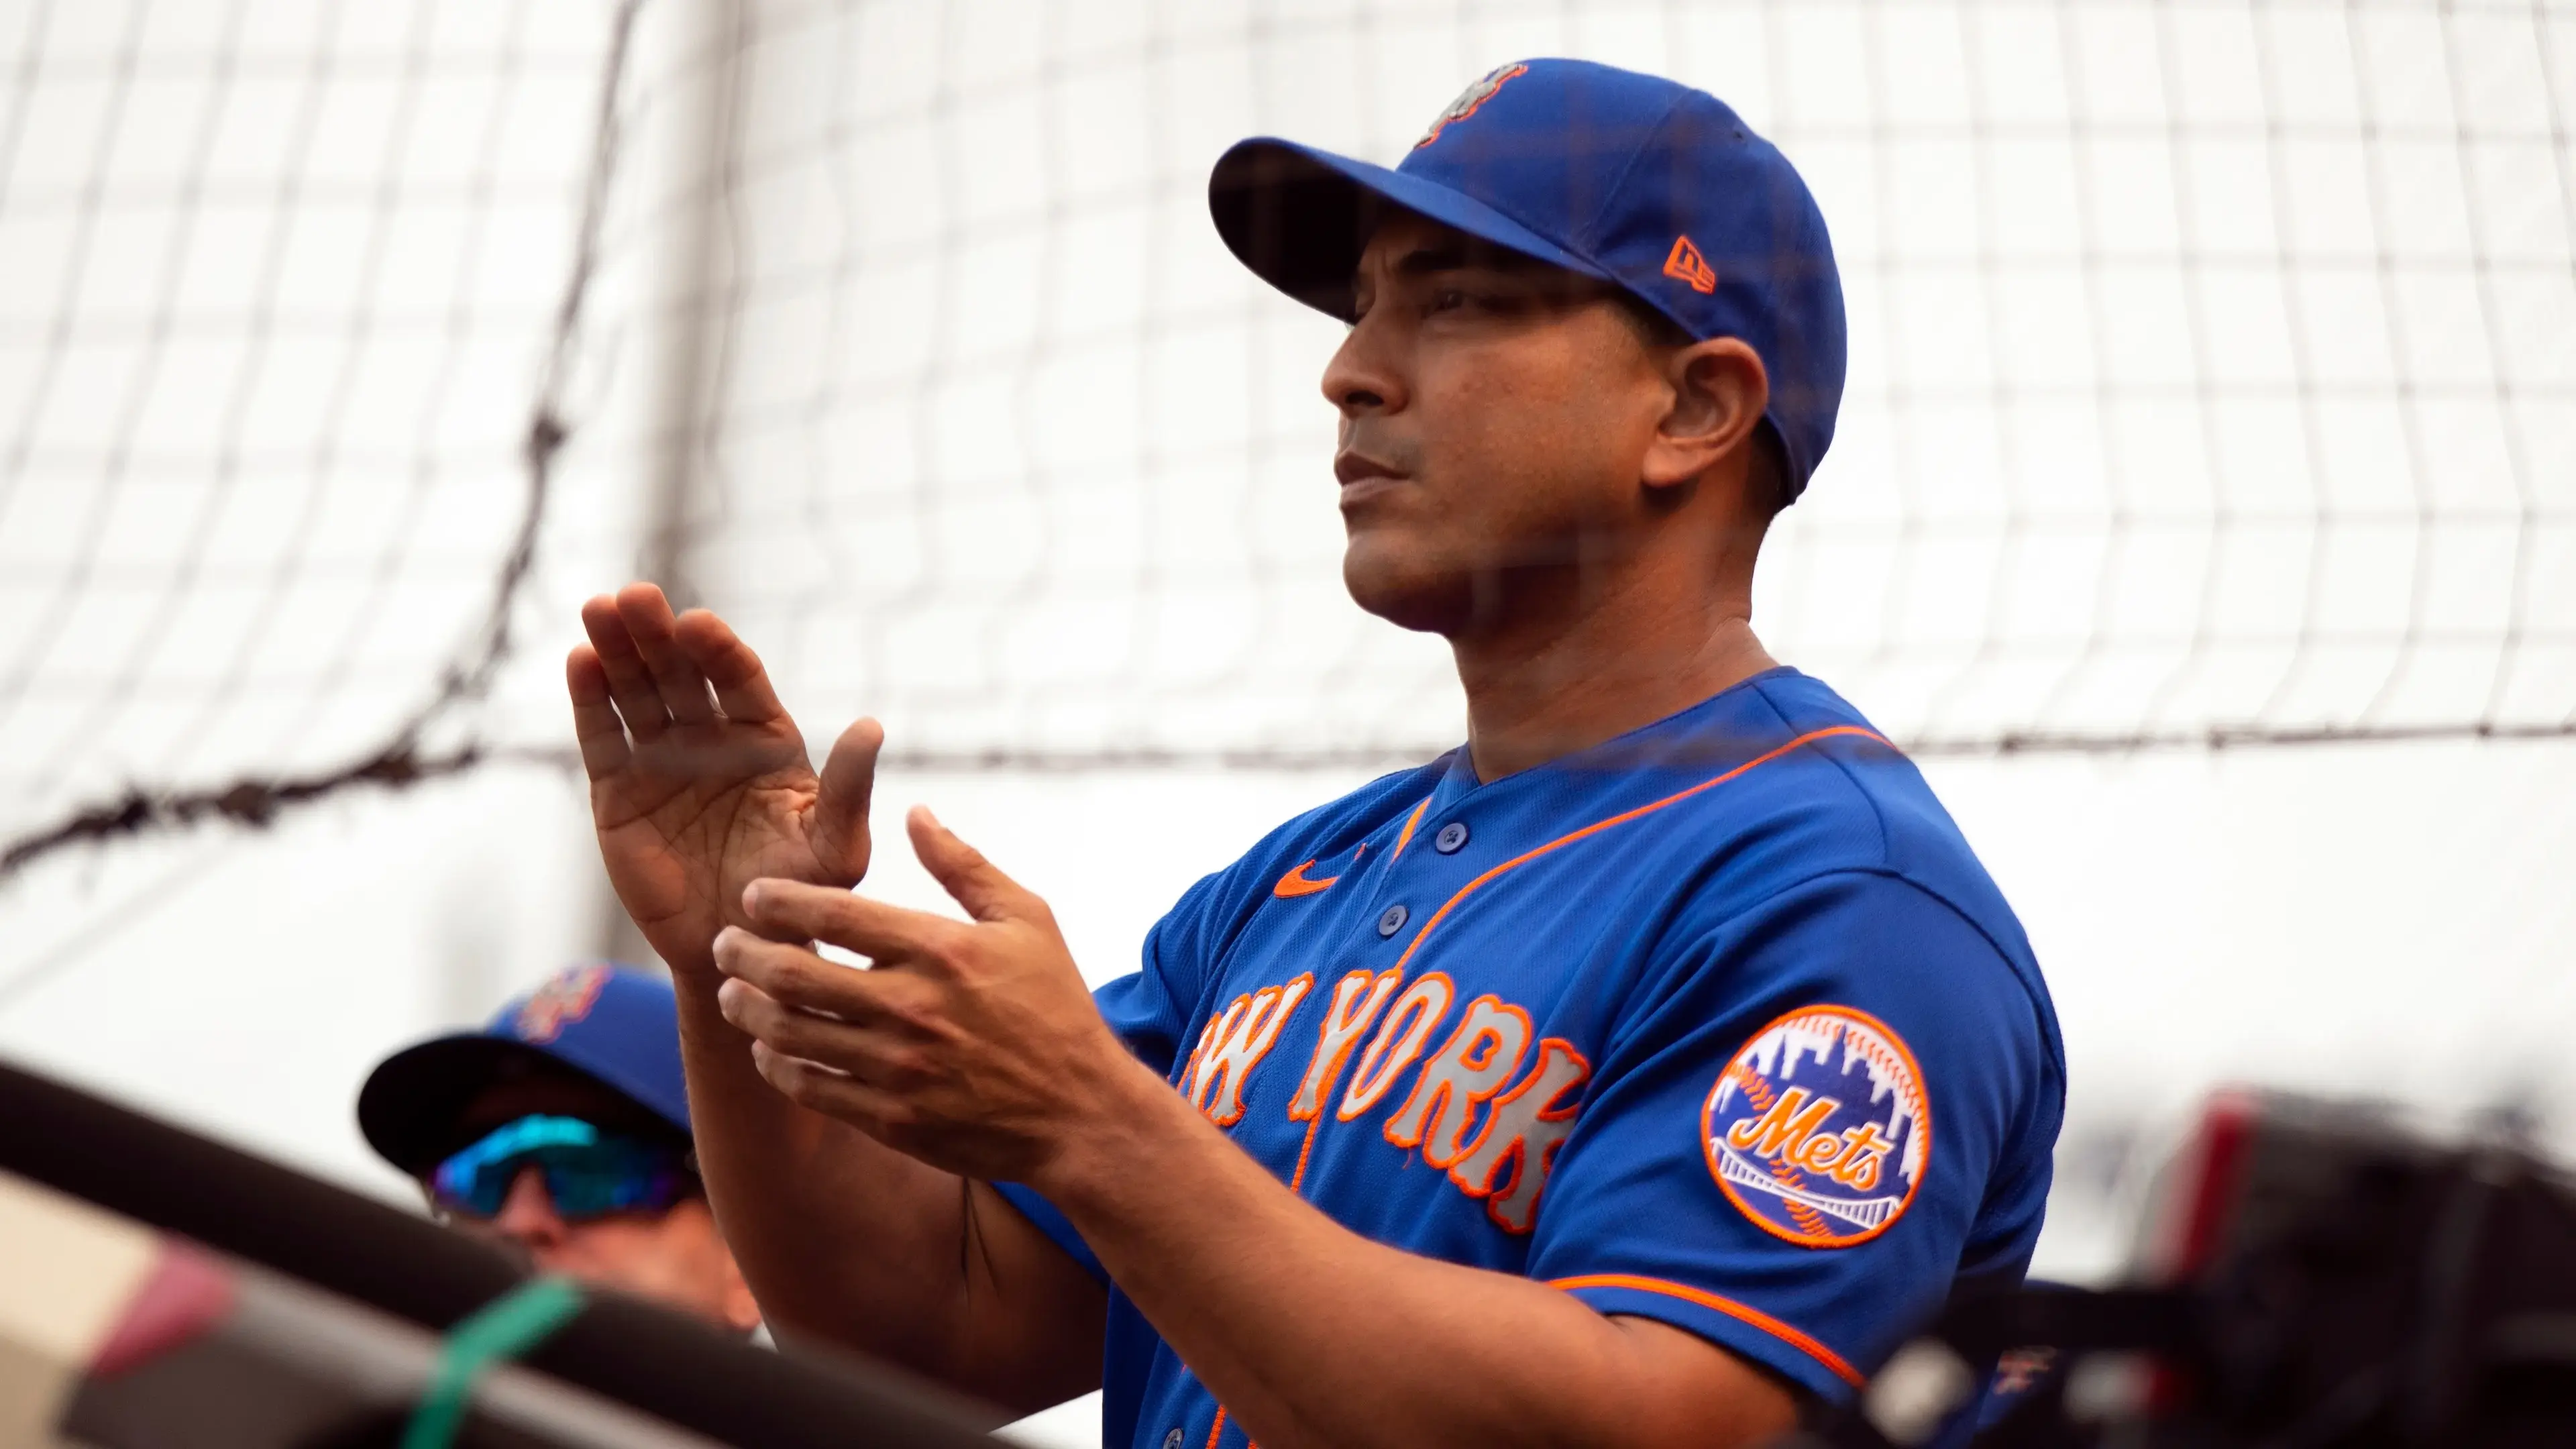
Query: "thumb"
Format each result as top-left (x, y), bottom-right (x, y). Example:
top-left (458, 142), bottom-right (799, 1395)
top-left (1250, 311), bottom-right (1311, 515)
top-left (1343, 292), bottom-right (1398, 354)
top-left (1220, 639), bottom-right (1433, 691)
top-left (909, 807), bottom-right (1038, 924)
top-left (810, 717), bottom-right (883, 883)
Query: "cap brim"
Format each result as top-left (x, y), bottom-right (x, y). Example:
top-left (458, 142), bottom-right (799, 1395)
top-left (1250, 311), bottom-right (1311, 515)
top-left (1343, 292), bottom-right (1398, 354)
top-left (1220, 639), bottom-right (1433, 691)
top-left (356, 1035), bottom-right (597, 1175)
top-left (1209, 138), bottom-right (1609, 319)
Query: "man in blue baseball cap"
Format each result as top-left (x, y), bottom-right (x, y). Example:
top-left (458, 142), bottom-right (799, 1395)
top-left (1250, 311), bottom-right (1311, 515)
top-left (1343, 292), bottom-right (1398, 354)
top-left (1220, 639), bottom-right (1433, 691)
top-left (1209, 57), bottom-right (1846, 506)
top-left (566, 57), bottom-right (2059, 1449)
top-left (359, 963), bottom-right (759, 1334)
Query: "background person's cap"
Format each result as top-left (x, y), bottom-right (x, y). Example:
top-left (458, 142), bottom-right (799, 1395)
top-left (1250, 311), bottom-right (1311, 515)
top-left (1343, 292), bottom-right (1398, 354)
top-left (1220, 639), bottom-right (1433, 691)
top-left (357, 962), bottom-right (690, 1175)
top-left (1208, 57), bottom-right (1847, 501)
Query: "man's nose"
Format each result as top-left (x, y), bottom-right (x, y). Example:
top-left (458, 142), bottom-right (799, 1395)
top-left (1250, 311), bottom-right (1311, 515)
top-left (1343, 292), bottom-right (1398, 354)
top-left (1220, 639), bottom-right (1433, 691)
top-left (1320, 312), bottom-right (1406, 418)
top-left (488, 1166), bottom-right (568, 1250)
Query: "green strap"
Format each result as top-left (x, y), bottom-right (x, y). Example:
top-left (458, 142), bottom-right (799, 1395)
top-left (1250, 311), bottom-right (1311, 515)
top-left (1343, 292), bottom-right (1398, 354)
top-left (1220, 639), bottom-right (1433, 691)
top-left (401, 1276), bottom-right (588, 1449)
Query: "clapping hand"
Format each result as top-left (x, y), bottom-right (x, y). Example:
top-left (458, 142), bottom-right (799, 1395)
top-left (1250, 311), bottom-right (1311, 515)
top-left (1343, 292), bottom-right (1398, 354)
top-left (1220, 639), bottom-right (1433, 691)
top-left (569, 583), bottom-right (881, 973)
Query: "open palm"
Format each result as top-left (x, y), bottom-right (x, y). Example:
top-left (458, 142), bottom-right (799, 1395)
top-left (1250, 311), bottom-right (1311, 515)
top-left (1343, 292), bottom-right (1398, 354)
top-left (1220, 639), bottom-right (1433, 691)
top-left (569, 584), bottom-right (881, 973)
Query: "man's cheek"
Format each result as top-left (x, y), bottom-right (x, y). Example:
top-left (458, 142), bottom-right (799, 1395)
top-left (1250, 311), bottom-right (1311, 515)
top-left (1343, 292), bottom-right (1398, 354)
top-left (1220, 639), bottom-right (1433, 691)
top-left (569, 1229), bottom-right (669, 1291)
top-left (1432, 392), bottom-right (1547, 484)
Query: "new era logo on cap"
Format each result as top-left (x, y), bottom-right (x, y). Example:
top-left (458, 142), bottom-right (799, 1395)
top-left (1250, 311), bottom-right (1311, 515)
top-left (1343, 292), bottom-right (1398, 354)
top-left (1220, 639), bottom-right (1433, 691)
top-left (1663, 235), bottom-right (1717, 294)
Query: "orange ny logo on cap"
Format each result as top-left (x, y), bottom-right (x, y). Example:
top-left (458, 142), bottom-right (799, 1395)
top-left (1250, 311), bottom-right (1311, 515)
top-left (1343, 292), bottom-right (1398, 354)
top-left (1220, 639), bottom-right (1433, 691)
top-left (1663, 234), bottom-right (1717, 294)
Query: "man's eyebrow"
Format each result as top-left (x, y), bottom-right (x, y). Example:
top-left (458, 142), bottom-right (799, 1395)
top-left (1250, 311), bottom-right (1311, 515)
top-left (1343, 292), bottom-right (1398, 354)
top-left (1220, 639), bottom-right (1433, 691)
top-left (1389, 241), bottom-right (1472, 276)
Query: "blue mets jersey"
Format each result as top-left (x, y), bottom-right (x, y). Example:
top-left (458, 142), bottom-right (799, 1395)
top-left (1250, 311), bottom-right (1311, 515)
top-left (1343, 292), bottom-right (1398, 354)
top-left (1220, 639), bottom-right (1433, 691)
top-left (998, 669), bottom-right (2064, 1448)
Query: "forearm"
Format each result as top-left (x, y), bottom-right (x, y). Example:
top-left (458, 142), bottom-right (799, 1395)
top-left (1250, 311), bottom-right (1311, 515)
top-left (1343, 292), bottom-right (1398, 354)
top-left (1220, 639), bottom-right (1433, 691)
top-left (673, 967), bottom-right (1103, 1411)
top-left (1041, 1065), bottom-right (1792, 1449)
top-left (571, 594), bottom-right (1106, 1401)
top-left (671, 969), bottom-right (963, 1357)
top-left (680, 829), bottom-right (1764, 1438)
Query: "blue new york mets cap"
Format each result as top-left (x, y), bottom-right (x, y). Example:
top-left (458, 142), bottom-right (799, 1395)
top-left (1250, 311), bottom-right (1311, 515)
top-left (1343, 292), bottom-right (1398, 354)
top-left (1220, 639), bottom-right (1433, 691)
top-left (358, 963), bottom-right (692, 1174)
top-left (1210, 58), bottom-right (1847, 500)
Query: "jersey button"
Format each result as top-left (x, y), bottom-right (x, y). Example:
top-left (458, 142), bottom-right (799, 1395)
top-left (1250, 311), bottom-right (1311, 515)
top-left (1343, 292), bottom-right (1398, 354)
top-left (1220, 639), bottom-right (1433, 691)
top-left (1377, 903), bottom-right (1409, 937)
top-left (1434, 820), bottom-right (1470, 854)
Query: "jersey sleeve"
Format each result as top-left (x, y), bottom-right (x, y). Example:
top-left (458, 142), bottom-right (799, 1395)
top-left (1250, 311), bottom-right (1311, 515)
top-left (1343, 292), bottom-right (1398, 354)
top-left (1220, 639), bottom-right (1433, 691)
top-left (1528, 869), bottom-right (2061, 1404)
top-left (991, 868), bottom-right (1228, 1285)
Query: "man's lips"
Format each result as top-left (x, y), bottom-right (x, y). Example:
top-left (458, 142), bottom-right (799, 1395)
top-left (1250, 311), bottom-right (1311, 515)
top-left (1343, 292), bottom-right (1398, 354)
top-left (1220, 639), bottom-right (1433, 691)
top-left (1334, 451), bottom-right (1407, 501)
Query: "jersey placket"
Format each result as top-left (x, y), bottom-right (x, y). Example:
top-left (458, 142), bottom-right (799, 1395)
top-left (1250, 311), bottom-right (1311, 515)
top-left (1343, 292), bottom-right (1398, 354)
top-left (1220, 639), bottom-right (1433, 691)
top-left (1287, 784), bottom-right (1495, 1193)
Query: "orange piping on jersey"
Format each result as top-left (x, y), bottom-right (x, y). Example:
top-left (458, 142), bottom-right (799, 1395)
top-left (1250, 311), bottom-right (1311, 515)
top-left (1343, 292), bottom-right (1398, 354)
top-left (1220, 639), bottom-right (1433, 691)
top-left (1289, 1114), bottom-right (1324, 1195)
top-left (1389, 726), bottom-right (1890, 974)
top-left (1287, 969), bottom-right (1401, 1193)
top-left (1548, 1274), bottom-right (1866, 1389)
top-left (1203, 1405), bottom-right (1228, 1449)
top-left (1388, 796), bottom-right (1432, 862)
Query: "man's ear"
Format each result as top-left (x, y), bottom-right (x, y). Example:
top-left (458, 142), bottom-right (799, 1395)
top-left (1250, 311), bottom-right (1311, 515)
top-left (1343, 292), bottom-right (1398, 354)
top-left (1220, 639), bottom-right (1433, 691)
top-left (1640, 336), bottom-right (1769, 493)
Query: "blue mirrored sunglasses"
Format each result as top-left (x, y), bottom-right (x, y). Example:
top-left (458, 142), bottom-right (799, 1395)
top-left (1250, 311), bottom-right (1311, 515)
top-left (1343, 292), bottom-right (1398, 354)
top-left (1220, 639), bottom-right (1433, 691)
top-left (429, 1114), bottom-right (691, 1222)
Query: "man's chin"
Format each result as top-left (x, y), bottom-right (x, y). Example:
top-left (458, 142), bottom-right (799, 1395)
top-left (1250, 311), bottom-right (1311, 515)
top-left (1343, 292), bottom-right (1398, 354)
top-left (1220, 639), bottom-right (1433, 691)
top-left (1342, 548), bottom-right (1472, 636)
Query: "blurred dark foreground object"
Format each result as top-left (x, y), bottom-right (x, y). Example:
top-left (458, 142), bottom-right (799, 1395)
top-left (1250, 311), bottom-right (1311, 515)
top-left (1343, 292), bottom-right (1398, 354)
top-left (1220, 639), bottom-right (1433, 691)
top-left (1788, 1089), bottom-right (2576, 1449)
top-left (1, 1168), bottom-right (727, 1448)
top-left (0, 1057), bottom-right (1001, 1448)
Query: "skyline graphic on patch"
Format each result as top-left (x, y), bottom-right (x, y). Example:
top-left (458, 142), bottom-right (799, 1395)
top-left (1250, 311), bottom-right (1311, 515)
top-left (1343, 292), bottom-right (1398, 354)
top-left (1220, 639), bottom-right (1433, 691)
top-left (1701, 1004), bottom-right (1930, 1248)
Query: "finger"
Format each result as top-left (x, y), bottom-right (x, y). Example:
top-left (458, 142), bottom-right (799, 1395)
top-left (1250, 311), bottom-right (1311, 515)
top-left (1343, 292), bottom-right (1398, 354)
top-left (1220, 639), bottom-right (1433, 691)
top-left (566, 645), bottom-right (631, 780)
top-left (614, 582), bottom-right (718, 727)
top-left (811, 718), bottom-right (883, 880)
top-left (716, 975), bottom-right (936, 1079)
top-left (736, 880), bottom-right (964, 964)
top-left (712, 929), bottom-right (891, 1016)
top-left (581, 592), bottom-right (672, 739)
top-left (908, 807), bottom-right (1042, 924)
top-left (748, 1040), bottom-right (922, 1140)
top-left (718, 975), bottom-right (862, 1056)
top-left (672, 608), bottom-right (786, 724)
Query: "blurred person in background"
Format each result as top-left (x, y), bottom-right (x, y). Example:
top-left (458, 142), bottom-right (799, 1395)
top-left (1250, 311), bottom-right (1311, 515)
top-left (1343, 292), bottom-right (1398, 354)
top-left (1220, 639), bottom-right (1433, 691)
top-left (358, 961), bottom-right (760, 1334)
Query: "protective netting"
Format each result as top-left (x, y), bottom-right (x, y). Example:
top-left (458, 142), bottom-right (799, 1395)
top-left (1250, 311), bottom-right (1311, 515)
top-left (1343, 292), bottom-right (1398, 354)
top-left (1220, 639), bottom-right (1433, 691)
top-left (0, 0), bottom-right (657, 872)
top-left (6, 0), bottom-right (2575, 875)
top-left (690, 0), bottom-right (2576, 765)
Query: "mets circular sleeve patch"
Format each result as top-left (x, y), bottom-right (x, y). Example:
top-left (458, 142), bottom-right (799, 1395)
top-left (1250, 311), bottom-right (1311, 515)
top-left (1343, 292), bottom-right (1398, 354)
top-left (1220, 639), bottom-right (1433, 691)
top-left (1701, 1004), bottom-right (1931, 1248)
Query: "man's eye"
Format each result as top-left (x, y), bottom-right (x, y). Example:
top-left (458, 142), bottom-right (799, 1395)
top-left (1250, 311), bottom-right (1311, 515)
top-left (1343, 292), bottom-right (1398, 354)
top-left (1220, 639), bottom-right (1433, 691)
top-left (1429, 287), bottom-right (1469, 313)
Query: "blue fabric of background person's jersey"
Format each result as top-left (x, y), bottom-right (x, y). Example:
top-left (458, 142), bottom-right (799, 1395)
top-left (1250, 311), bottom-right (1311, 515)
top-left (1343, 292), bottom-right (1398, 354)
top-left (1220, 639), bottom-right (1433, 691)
top-left (996, 669), bottom-right (2063, 1449)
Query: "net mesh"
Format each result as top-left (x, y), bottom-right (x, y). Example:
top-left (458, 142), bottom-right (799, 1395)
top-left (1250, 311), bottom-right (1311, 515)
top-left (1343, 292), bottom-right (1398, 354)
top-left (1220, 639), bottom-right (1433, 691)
top-left (5, 0), bottom-right (2575, 875)
top-left (0, 0), bottom-right (653, 872)
top-left (688, 0), bottom-right (2576, 765)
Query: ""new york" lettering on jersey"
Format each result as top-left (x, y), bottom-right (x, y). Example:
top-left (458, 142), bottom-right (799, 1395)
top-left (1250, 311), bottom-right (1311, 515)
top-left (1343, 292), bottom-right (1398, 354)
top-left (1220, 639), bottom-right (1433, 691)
top-left (1180, 967), bottom-right (1591, 1234)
